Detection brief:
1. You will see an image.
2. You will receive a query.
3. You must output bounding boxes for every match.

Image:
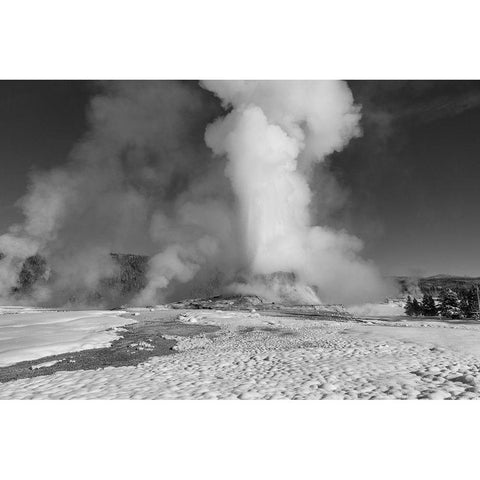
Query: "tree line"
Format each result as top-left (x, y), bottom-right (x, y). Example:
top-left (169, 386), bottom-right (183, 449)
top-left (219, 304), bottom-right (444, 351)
top-left (404, 286), bottom-right (480, 319)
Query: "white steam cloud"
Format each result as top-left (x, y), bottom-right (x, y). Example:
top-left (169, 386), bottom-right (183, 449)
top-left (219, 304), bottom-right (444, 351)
top-left (203, 81), bottom-right (386, 304)
top-left (0, 80), bottom-right (388, 307)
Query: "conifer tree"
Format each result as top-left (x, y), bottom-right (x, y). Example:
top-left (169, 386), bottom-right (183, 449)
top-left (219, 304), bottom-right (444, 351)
top-left (412, 297), bottom-right (422, 316)
top-left (421, 293), bottom-right (437, 316)
top-left (439, 288), bottom-right (461, 319)
top-left (404, 296), bottom-right (414, 316)
top-left (459, 286), bottom-right (479, 318)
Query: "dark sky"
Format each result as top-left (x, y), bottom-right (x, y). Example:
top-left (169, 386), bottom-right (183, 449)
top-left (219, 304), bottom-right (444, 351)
top-left (1, 80), bottom-right (480, 277)
top-left (0, 81), bottom-right (93, 227)
top-left (335, 81), bottom-right (480, 277)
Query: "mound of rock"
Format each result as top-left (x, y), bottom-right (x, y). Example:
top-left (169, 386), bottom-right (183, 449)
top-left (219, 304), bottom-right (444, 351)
top-left (168, 294), bottom-right (268, 311)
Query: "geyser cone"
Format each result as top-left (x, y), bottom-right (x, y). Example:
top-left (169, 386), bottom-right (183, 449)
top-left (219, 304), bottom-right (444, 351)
top-left (228, 271), bottom-right (321, 305)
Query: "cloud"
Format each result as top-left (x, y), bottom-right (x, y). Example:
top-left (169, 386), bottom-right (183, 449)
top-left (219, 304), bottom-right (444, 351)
top-left (0, 81), bottom-right (229, 305)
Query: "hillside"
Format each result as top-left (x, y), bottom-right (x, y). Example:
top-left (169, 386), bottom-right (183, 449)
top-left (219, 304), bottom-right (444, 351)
top-left (9, 253), bottom-right (149, 306)
top-left (4, 250), bottom-right (480, 305)
top-left (395, 275), bottom-right (480, 297)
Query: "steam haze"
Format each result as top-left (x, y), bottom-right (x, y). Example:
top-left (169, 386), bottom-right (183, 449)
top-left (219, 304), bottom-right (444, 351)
top-left (0, 81), bottom-right (390, 307)
top-left (203, 81), bottom-right (387, 303)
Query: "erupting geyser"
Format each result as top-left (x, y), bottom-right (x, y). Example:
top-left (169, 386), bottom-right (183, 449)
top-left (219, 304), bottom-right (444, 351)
top-left (0, 81), bottom-right (387, 307)
top-left (203, 81), bottom-right (386, 304)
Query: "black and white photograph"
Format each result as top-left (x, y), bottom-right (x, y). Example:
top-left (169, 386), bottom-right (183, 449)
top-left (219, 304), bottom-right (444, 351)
top-left (4, 78), bottom-right (480, 401)
top-left (2, 1), bottom-right (480, 478)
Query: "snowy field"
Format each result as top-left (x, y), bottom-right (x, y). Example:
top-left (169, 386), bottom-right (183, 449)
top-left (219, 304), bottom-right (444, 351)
top-left (0, 307), bottom-right (135, 367)
top-left (1, 308), bottom-right (480, 399)
top-left (346, 300), bottom-right (405, 317)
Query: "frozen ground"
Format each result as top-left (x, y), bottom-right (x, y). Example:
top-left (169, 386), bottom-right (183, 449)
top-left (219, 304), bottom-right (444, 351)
top-left (0, 307), bottom-right (135, 367)
top-left (1, 308), bottom-right (480, 399)
top-left (347, 300), bottom-right (405, 317)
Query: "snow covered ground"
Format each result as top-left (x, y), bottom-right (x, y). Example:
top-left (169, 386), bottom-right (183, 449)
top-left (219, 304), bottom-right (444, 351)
top-left (347, 300), bottom-right (405, 317)
top-left (0, 308), bottom-right (135, 367)
top-left (1, 308), bottom-right (480, 399)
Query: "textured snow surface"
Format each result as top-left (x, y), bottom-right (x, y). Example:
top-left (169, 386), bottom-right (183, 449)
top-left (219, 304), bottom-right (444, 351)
top-left (0, 309), bottom-right (135, 367)
top-left (2, 310), bottom-right (480, 399)
top-left (347, 301), bottom-right (405, 317)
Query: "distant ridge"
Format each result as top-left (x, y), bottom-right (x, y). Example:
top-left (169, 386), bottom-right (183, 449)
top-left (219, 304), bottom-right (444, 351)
top-left (395, 275), bottom-right (480, 297)
top-left (4, 252), bottom-right (149, 307)
top-left (5, 250), bottom-right (480, 305)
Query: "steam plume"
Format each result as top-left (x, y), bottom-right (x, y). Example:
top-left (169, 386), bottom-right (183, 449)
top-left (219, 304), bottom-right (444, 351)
top-left (0, 81), bottom-right (233, 305)
top-left (203, 81), bottom-right (386, 304)
top-left (0, 81), bottom-right (387, 307)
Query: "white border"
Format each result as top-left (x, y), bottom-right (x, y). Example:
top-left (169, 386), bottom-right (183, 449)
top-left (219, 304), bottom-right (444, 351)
top-left (1, 400), bottom-right (479, 479)
top-left (1, 1), bottom-right (480, 478)
top-left (1, 0), bottom-right (480, 79)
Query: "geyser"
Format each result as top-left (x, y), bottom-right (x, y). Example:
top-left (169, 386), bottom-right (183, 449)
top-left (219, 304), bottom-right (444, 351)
top-left (203, 80), bottom-right (386, 305)
top-left (0, 81), bottom-right (388, 307)
top-left (228, 272), bottom-right (321, 305)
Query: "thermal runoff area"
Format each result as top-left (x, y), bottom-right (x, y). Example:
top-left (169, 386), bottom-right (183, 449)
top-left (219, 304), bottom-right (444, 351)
top-left (0, 81), bottom-right (389, 308)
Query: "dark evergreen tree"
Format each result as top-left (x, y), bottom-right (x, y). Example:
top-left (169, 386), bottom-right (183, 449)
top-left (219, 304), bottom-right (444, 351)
top-left (459, 286), bottom-right (479, 318)
top-left (439, 288), bottom-right (461, 319)
top-left (412, 297), bottom-right (422, 316)
top-left (460, 290), bottom-right (472, 318)
top-left (404, 296), bottom-right (414, 316)
top-left (468, 286), bottom-right (479, 317)
top-left (421, 293), bottom-right (437, 316)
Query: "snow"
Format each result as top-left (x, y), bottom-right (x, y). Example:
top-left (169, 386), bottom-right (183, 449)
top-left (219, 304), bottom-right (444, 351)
top-left (0, 305), bottom-right (55, 315)
top-left (2, 309), bottom-right (480, 399)
top-left (347, 300), bottom-right (405, 317)
top-left (346, 323), bottom-right (480, 357)
top-left (0, 309), bottom-right (136, 367)
top-left (31, 359), bottom-right (61, 370)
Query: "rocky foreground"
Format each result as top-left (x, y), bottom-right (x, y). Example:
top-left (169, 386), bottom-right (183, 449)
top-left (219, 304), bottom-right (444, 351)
top-left (1, 309), bottom-right (480, 399)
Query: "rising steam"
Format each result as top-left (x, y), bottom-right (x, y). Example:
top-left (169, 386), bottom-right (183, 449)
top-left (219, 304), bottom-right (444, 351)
top-left (0, 81), bottom-right (388, 307)
top-left (203, 81), bottom-right (386, 304)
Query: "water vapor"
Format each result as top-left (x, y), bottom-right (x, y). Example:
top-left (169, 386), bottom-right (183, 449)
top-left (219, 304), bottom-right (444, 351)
top-left (0, 80), bottom-right (388, 307)
top-left (203, 81), bottom-right (386, 304)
